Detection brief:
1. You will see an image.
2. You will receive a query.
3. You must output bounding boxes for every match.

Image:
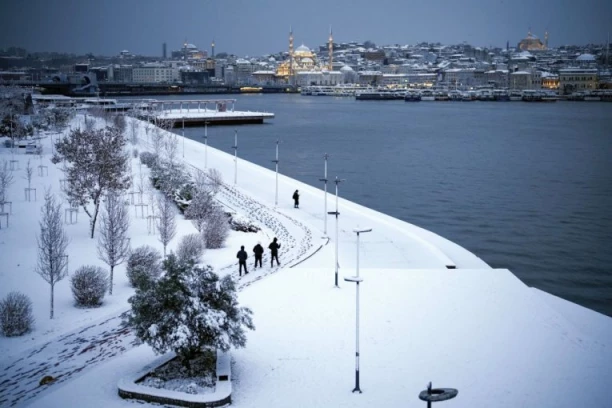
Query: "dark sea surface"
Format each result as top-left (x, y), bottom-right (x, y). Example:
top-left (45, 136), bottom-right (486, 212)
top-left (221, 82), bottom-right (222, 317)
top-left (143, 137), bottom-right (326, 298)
top-left (122, 94), bottom-right (612, 317)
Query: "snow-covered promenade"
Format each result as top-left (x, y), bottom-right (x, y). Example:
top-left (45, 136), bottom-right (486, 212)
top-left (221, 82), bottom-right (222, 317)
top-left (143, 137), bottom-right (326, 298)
top-left (1, 116), bottom-right (611, 408)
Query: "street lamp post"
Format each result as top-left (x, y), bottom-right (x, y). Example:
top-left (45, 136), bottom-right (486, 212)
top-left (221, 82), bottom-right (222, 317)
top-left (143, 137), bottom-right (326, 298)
top-left (272, 139), bottom-right (280, 207)
top-left (182, 117), bottom-right (185, 158)
top-left (232, 129), bottom-right (238, 185)
top-left (318, 153), bottom-right (329, 236)
top-left (344, 227), bottom-right (372, 394)
top-left (204, 121), bottom-right (209, 169)
top-left (327, 176), bottom-right (344, 288)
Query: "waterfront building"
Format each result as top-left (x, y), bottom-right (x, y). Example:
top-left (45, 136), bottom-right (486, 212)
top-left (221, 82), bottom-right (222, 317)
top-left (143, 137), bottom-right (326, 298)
top-left (295, 71), bottom-right (343, 86)
top-left (132, 64), bottom-right (179, 83)
top-left (541, 72), bottom-right (560, 90)
top-left (252, 70), bottom-right (277, 85)
top-left (558, 68), bottom-right (598, 94)
top-left (485, 69), bottom-right (510, 88)
top-left (509, 70), bottom-right (541, 90)
top-left (357, 70), bottom-right (382, 86)
top-left (443, 68), bottom-right (487, 88)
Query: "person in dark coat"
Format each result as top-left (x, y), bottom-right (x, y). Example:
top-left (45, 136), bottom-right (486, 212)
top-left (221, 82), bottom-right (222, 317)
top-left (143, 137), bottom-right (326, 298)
top-left (268, 237), bottom-right (281, 267)
top-left (237, 245), bottom-right (248, 276)
top-left (293, 190), bottom-right (300, 208)
top-left (253, 242), bottom-right (264, 269)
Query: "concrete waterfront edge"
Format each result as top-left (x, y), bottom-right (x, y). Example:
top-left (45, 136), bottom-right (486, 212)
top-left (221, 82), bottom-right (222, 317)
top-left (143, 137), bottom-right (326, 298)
top-left (117, 350), bottom-right (231, 407)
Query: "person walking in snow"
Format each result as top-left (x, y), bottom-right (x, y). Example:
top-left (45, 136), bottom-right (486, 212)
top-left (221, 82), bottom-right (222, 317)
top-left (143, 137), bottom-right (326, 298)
top-left (253, 242), bottom-right (264, 269)
top-left (293, 190), bottom-right (300, 208)
top-left (237, 245), bottom-right (248, 276)
top-left (268, 237), bottom-right (281, 267)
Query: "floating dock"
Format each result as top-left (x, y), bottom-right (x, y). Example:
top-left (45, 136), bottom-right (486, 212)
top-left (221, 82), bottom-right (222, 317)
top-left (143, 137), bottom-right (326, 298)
top-left (146, 99), bottom-right (274, 126)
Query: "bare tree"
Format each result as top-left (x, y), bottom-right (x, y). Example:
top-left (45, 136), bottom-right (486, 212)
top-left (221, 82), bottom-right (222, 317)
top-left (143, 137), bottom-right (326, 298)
top-left (164, 132), bottom-right (179, 165)
top-left (97, 191), bottom-right (130, 295)
top-left (36, 190), bottom-right (69, 319)
top-left (0, 160), bottom-right (15, 202)
top-left (129, 119), bottom-right (139, 145)
top-left (184, 186), bottom-right (214, 233)
top-left (52, 126), bottom-right (131, 238)
top-left (207, 168), bottom-right (223, 196)
top-left (157, 195), bottom-right (176, 257)
top-left (24, 159), bottom-right (33, 189)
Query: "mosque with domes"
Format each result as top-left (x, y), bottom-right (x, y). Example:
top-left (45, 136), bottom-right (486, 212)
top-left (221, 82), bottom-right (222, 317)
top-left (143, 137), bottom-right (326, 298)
top-left (273, 28), bottom-right (343, 86)
top-left (518, 30), bottom-right (548, 51)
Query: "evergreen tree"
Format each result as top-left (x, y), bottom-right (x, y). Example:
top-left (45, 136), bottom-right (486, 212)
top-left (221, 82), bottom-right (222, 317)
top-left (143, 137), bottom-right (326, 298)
top-left (127, 255), bottom-right (254, 370)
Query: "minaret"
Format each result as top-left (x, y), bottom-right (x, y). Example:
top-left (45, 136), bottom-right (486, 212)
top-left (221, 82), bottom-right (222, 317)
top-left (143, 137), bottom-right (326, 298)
top-left (211, 38), bottom-right (215, 58)
top-left (289, 26), bottom-right (294, 80)
top-left (328, 26), bottom-right (333, 71)
top-left (544, 30), bottom-right (549, 49)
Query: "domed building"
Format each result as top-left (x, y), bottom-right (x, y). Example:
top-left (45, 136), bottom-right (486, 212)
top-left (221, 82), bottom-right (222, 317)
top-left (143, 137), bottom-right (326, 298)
top-left (276, 29), bottom-right (335, 81)
top-left (518, 30), bottom-right (548, 51)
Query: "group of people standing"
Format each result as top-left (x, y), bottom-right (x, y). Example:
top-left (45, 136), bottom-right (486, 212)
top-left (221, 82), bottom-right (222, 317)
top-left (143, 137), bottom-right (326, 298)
top-left (236, 238), bottom-right (281, 276)
top-left (235, 190), bottom-right (300, 276)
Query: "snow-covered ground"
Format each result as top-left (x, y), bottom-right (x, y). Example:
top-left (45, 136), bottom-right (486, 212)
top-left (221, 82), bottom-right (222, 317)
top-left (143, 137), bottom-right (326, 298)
top-left (1, 115), bottom-right (611, 407)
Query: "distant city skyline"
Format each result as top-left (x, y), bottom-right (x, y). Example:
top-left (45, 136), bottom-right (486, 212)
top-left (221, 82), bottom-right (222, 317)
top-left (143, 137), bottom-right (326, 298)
top-left (1, 0), bottom-right (610, 57)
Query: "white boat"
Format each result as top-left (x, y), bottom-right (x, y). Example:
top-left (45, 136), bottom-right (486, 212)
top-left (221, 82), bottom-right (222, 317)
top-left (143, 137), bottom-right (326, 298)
top-left (509, 91), bottom-right (523, 101)
top-left (420, 90), bottom-right (435, 101)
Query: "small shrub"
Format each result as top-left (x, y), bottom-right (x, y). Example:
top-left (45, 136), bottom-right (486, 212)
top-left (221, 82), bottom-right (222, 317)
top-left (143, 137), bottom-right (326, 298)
top-left (4, 139), bottom-right (13, 148)
top-left (132, 148), bottom-right (139, 158)
top-left (71, 265), bottom-right (109, 307)
top-left (139, 151), bottom-right (157, 167)
top-left (126, 245), bottom-right (162, 290)
top-left (177, 233), bottom-right (205, 264)
top-left (202, 206), bottom-right (230, 249)
top-left (0, 291), bottom-right (34, 337)
top-left (229, 215), bottom-right (260, 233)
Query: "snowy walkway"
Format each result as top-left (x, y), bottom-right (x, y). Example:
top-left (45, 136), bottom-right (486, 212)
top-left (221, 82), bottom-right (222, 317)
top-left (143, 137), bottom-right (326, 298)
top-left (1, 116), bottom-right (490, 406)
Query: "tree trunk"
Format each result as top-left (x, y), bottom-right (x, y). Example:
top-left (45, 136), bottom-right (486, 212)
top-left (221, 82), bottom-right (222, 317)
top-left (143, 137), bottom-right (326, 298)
top-left (89, 201), bottom-right (100, 238)
top-left (50, 283), bottom-right (54, 320)
top-left (109, 264), bottom-right (114, 295)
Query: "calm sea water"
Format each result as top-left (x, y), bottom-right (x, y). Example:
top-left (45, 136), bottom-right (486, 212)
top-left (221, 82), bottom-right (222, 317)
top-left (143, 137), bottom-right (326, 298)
top-left (123, 94), bottom-right (612, 317)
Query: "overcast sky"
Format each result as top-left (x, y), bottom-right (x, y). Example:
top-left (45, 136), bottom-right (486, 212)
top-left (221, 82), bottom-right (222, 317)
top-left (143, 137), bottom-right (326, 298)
top-left (1, 0), bottom-right (610, 57)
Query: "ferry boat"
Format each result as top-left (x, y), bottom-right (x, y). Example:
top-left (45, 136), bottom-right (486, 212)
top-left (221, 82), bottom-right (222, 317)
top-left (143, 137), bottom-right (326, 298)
top-left (493, 90), bottom-right (510, 101)
top-left (448, 90), bottom-right (463, 101)
top-left (355, 88), bottom-right (404, 100)
top-left (240, 87), bottom-right (263, 93)
top-left (509, 91), bottom-right (523, 101)
top-left (462, 91), bottom-right (476, 101)
top-left (477, 89), bottom-right (495, 101)
top-left (434, 91), bottom-right (450, 101)
top-left (420, 90), bottom-right (436, 101)
top-left (404, 91), bottom-right (422, 102)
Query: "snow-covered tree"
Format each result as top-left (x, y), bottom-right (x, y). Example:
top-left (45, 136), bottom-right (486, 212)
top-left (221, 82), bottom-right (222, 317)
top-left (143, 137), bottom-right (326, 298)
top-left (126, 254), bottom-right (255, 371)
top-left (70, 265), bottom-right (108, 307)
top-left (202, 205), bottom-right (230, 249)
top-left (177, 233), bottom-right (205, 264)
top-left (184, 187), bottom-right (214, 233)
top-left (97, 191), bottom-right (130, 295)
top-left (0, 291), bottom-right (34, 337)
top-left (129, 118), bottom-right (139, 145)
top-left (206, 168), bottom-right (223, 196)
top-left (126, 245), bottom-right (162, 290)
top-left (113, 114), bottom-right (126, 138)
top-left (36, 190), bottom-right (69, 319)
top-left (157, 195), bottom-right (176, 256)
top-left (52, 126), bottom-right (131, 238)
top-left (0, 160), bottom-right (15, 202)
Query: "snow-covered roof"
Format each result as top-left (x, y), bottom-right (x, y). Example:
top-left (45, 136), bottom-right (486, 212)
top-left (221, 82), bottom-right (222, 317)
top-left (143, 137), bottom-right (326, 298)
top-left (576, 53), bottom-right (596, 61)
top-left (340, 65), bottom-right (353, 72)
